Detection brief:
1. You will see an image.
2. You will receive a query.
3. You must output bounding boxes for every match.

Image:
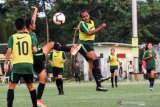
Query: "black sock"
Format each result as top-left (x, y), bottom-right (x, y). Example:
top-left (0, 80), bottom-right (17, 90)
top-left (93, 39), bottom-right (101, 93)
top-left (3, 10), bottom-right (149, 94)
top-left (92, 69), bottom-right (101, 87)
top-left (59, 79), bottom-right (63, 90)
top-left (111, 77), bottom-right (114, 87)
top-left (115, 76), bottom-right (117, 84)
top-left (149, 78), bottom-right (151, 83)
top-left (29, 89), bottom-right (37, 107)
top-left (93, 59), bottom-right (102, 79)
top-left (7, 89), bottom-right (14, 107)
top-left (37, 83), bottom-right (45, 100)
top-left (56, 79), bottom-right (61, 92)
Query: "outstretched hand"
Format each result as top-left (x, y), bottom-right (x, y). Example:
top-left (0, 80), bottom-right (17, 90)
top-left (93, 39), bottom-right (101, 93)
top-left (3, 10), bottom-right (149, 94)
top-left (101, 23), bottom-right (107, 29)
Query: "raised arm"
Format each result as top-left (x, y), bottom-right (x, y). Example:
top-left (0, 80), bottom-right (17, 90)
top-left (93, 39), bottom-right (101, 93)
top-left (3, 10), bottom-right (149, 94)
top-left (31, 6), bottom-right (38, 25)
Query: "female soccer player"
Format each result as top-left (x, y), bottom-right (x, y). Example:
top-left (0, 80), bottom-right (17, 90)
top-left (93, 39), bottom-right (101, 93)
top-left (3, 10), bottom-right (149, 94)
top-left (143, 43), bottom-right (157, 91)
top-left (108, 48), bottom-right (119, 88)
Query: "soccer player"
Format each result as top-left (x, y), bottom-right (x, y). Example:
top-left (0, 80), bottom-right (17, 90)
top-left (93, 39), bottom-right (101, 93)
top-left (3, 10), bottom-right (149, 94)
top-left (143, 43), bottom-right (157, 91)
top-left (4, 18), bottom-right (38, 107)
top-left (49, 50), bottom-right (67, 95)
top-left (26, 6), bottom-right (80, 106)
top-left (107, 48), bottom-right (119, 88)
top-left (59, 10), bottom-right (109, 91)
top-left (77, 10), bottom-right (109, 91)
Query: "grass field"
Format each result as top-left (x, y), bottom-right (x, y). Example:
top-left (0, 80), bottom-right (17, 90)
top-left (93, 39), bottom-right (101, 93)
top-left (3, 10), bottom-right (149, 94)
top-left (0, 80), bottom-right (160, 107)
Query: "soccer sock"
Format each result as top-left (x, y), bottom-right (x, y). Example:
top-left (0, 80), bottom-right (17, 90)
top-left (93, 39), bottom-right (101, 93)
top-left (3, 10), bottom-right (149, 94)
top-left (111, 77), bottom-right (114, 87)
top-left (93, 59), bottom-right (102, 79)
top-left (92, 69), bottom-right (101, 87)
top-left (59, 79), bottom-right (63, 91)
top-left (115, 76), bottom-right (117, 84)
top-left (149, 78), bottom-right (152, 87)
top-left (150, 78), bottom-right (154, 88)
top-left (56, 79), bottom-right (61, 92)
top-left (29, 89), bottom-right (38, 107)
top-left (37, 83), bottom-right (45, 100)
top-left (7, 89), bottom-right (14, 107)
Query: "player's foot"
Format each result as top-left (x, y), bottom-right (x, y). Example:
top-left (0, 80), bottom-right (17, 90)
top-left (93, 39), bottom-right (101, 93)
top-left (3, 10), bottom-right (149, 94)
top-left (115, 83), bottom-right (118, 88)
top-left (37, 100), bottom-right (47, 107)
top-left (98, 77), bottom-right (111, 82)
top-left (112, 84), bottom-right (114, 88)
top-left (149, 87), bottom-right (153, 91)
top-left (70, 44), bottom-right (81, 55)
top-left (59, 91), bottom-right (64, 95)
top-left (96, 86), bottom-right (108, 92)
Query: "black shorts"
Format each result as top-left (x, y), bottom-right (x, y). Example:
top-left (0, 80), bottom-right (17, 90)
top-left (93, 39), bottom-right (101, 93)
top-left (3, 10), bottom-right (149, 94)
top-left (110, 66), bottom-right (118, 73)
top-left (33, 53), bottom-right (46, 74)
top-left (10, 73), bottom-right (34, 83)
top-left (147, 68), bottom-right (155, 73)
top-left (78, 44), bottom-right (94, 61)
top-left (52, 67), bottom-right (63, 77)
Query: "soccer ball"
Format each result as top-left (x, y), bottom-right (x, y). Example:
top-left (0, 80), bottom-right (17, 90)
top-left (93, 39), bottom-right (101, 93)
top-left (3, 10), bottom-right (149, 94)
top-left (53, 12), bottom-right (65, 25)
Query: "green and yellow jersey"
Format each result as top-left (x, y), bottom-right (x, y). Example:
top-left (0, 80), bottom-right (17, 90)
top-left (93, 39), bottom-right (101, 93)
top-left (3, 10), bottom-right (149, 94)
top-left (78, 20), bottom-right (95, 48)
top-left (108, 54), bottom-right (118, 66)
top-left (49, 50), bottom-right (67, 68)
top-left (143, 50), bottom-right (156, 70)
top-left (7, 32), bottom-right (36, 74)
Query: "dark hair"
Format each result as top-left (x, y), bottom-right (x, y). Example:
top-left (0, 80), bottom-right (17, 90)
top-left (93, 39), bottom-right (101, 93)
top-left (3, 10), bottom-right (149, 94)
top-left (15, 18), bottom-right (25, 30)
top-left (25, 18), bottom-right (33, 29)
top-left (80, 10), bottom-right (88, 17)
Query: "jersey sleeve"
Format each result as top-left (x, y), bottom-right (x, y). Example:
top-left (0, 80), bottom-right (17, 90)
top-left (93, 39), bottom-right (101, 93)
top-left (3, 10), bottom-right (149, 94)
top-left (80, 22), bottom-right (90, 34)
top-left (49, 51), bottom-right (53, 60)
top-left (7, 36), bottom-right (13, 48)
top-left (31, 36), bottom-right (36, 48)
top-left (62, 52), bottom-right (67, 59)
top-left (108, 55), bottom-right (110, 61)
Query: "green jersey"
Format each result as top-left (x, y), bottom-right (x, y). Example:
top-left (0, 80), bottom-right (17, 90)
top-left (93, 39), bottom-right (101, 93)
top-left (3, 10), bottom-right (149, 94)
top-left (30, 32), bottom-right (39, 48)
top-left (78, 20), bottom-right (95, 48)
top-left (143, 50), bottom-right (156, 70)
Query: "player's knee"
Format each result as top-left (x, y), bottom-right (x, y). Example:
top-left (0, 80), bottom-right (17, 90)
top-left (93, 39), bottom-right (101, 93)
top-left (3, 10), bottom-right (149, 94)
top-left (9, 83), bottom-right (16, 90)
top-left (26, 84), bottom-right (34, 91)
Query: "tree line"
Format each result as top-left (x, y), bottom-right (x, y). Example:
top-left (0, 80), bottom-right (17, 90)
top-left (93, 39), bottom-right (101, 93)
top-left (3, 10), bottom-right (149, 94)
top-left (0, 0), bottom-right (160, 45)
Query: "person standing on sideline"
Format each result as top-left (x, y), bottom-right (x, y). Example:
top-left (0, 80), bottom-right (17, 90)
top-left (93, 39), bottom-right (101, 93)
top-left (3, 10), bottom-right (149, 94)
top-left (128, 60), bottom-right (134, 80)
top-left (49, 50), bottom-right (67, 95)
top-left (107, 48), bottom-right (119, 88)
top-left (143, 43), bottom-right (157, 91)
top-left (4, 18), bottom-right (38, 107)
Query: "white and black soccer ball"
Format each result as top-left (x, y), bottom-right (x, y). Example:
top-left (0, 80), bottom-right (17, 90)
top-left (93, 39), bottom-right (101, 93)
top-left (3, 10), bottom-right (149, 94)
top-left (53, 12), bottom-right (65, 25)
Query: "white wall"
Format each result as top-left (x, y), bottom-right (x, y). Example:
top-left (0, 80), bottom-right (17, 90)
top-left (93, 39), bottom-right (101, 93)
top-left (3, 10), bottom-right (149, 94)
top-left (79, 45), bottom-right (133, 81)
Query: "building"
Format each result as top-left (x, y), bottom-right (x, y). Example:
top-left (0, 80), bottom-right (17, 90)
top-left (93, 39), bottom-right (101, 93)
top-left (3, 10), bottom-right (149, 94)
top-left (74, 42), bottom-right (134, 81)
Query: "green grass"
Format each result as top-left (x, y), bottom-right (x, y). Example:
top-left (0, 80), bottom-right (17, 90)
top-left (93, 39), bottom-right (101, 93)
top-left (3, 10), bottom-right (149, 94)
top-left (0, 81), bottom-right (160, 107)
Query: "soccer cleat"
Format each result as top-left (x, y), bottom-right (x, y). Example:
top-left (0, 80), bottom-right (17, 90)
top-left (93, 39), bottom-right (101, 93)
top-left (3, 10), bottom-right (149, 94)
top-left (70, 44), bottom-right (81, 55)
top-left (149, 87), bottom-right (153, 91)
top-left (98, 77), bottom-right (111, 82)
top-left (96, 86), bottom-right (108, 92)
top-left (115, 83), bottom-right (118, 88)
top-left (112, 84), bottom-right (114, 88)
top-left (37, 100), bottom-right (47, 107)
